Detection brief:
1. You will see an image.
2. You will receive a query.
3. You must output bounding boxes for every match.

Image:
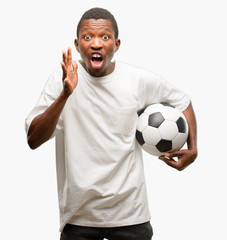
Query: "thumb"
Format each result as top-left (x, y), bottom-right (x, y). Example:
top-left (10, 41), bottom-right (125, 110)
top-left (159, 155), bottom-right (179, 168)
top-left (165, 150), bottom-right (183, 159)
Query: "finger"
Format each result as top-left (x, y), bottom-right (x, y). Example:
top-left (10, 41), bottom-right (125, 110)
top-left (61, 62), bottom-right (67, 72)
top-left (67, 47), bottom-right (72, 65)
top-left (159, 155), bottom-right (175, 162)
top-left (159, 155), bottom-right (185, 171)
top-left (160, 157), bottom-right (179, 169)
top-left (61, 62), bottom-right (67, 79)
top-left (62, 51), bottom-right (67, 64)
top-left (164, 150), bottom-right (183, 158)
top-left (72, 60), bottom-right (78, 72)
top-left (159, 155), bottom-right (168, 161)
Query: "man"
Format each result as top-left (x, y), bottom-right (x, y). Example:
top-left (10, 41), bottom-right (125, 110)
top-left (25, 7), bottom-right (197, 240)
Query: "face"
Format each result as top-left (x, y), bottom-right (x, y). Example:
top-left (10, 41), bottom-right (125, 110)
top-left (75, 19), bottom-right (120, 77)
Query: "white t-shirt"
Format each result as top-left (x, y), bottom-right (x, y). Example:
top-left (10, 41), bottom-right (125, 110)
top-left (25, 61), bottom-right (190, 231)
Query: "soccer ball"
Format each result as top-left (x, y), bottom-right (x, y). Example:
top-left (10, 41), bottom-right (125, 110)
top-left (136, 103), bottom-right (189, 156)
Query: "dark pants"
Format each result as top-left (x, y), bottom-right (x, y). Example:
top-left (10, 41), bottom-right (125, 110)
top-left (60, 222), bottom-right (153, 240)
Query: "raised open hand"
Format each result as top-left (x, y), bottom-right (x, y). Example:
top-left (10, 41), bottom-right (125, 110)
top-left (61, 48), bottom-right (78, 97)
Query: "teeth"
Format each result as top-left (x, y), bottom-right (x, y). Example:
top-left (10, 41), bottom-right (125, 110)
top-left (92, 54), bottom-right (102, 58)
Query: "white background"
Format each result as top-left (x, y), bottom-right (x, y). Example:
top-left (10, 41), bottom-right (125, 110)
top-left (1, 0), bottom-right (226, 239)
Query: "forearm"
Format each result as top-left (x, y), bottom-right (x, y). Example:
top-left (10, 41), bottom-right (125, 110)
top-left (27, 91), bottom-right (68, 149)
top-left (183, 102), bottom-right (197, 154)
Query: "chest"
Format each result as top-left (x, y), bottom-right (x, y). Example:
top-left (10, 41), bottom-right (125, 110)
top-left (62, 76), bottom-right (139, 138)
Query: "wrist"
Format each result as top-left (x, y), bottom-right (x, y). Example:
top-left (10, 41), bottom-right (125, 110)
top-left (187, 136), bottom-right (197, 155)
top-left (188, 147), bottom-right (198, 159)
top-left (60, 90), bottom-right (70, 101)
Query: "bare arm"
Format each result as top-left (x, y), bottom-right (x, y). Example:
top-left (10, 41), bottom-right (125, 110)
top-left (159, 102), bottom-right (198, 170)
top-left (27, 48), bottom-right (78, 149)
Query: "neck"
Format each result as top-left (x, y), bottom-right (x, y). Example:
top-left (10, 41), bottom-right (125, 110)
top-left (79, 60), bottom-right (115, 77)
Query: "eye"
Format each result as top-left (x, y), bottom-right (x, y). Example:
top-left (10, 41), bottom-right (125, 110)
top-left (84, 35), bottom-right (91, 40)
top-left (102, 35), bottom-right (109, 40)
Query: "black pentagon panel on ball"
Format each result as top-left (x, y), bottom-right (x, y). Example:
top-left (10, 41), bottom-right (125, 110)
top-left (161, 102), bottom-right (175, 108)
top-left (136, 130), bottom-right (145, 145)
top-left (176, 117), bottom-right (187, 133)
top-left (156, 139), bottom-right (172, 152)
top-left (148, 112), bottom-right (165, 128)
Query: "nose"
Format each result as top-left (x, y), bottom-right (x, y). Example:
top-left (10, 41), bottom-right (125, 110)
top-left (91, 37), bottom-right (103, 50)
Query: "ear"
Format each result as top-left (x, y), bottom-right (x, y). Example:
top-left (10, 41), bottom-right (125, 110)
top-left (74, 39), bottom-right (80, 52)
top-left (115, 38), bottom-right (121, 52)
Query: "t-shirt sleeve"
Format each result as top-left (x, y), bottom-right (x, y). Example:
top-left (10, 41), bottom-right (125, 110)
top-left (25, 68), bottom-right (63, 138)
top-left (141, 69), bottom-right (190, 111)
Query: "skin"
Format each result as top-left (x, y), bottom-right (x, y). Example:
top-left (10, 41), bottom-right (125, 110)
top-left (27, 18), bottom-right (197, 170)
top-left (75, 19), bottom-right (120, 77)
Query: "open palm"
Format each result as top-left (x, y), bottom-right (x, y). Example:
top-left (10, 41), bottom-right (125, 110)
top-left (61, 48), bottom-right (78, 96)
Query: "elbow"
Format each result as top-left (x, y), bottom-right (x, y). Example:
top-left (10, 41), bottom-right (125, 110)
top-left (27, 135), bottom-right (39, 150)
top-left (28, 144), bottom-right (37, 150)
top-left (27, 131), bottom-right (49, 150)
top-left (26, 124), bottom-right (40, 150)
top-left (27, 138), bottom-right (37, 150)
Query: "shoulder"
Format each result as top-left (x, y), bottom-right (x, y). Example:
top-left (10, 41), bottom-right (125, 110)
top-left (42, 67), bottom-right (63, 96)
top-left (46, 67), bottom-right (63, 84)
top-left (116, 61), bottom-right (162, 82)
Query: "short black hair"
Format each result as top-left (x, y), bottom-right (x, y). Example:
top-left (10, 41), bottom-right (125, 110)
top-left (77, 7), bottom-right (119, 39)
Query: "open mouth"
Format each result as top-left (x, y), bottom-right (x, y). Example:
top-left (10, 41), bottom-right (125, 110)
top-left (90, 54), bottom-right (104, 69)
